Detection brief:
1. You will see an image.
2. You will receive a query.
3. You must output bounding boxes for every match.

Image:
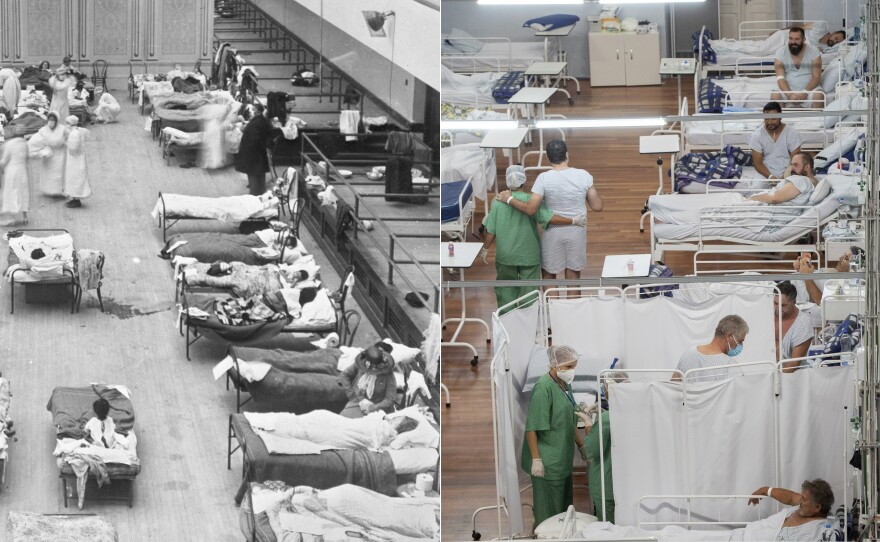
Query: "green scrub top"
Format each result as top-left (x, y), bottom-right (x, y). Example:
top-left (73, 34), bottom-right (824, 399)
top-left (483, 191), bottom-right (554, 267)
top-left (584, 409), bottom-right (613, 503)
top-left (521, 373), bottom-right (577, 480)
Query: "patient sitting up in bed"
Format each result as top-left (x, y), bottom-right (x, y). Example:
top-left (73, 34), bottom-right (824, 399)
top-left (748, 479), bottom-right (835, 541)
top-left (750, 102), bottom-right (803, 180)
top-left (83, 398), bottom-right (117, 448)
top-left (340, 342), bottom-right (398, 418)
top-left (748, 152), bottom-right (818, 206)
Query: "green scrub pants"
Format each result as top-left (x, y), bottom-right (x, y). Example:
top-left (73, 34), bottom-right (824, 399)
top-left (531, 474), bottom-right (573, 530)
top-left (495, 263), bottom-right (542, 313)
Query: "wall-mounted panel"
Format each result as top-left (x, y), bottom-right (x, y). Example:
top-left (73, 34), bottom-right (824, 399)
top-left (93, 0), bottom-right (130, 57)
top-left (159, 0), bottom-right (198, 56)
top-left (23, 0), bottom-right (69, 59)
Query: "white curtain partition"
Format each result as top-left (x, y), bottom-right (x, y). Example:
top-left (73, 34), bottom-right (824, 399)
top-left (547, 293), bottom-right (776, 375)
top-left (491, 298), bottom-right (542, 537)
top-left (611, 367), bottom-right (855, 527)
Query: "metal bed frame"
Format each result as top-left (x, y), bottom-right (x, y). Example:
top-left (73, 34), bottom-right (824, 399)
top-left (7, 229), bottom-right (80, 315)
top-left (155, 191), bottom-right (282, 243)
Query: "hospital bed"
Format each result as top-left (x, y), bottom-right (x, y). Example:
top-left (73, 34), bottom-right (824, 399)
top-left (442, 36), bottom-right (554, 73)
top-left (441, 65), bottom-right (520, 109)
top-left (160, 227), bottom-right (298, 266)
top-left (152, 192), bottom-right (281, 242)
top-left (239, 481), bottom-right (439, 542)
top-left (5, 229), bottom-right (80, 315)
top-left (223, 345), bottom-right (350, 413)
top-left (7, 512), bottom-right (118, 542)
top-left (148, 90), bottom-right (237, 139)
top-left (46, 385), bottom-right (140, 509)
top-left (174, 255), bottom-right (318, 300)
top-left (441, 180), bottom-right (475, 242)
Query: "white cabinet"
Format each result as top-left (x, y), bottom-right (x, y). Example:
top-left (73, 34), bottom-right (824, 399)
top-left (588, 32), bottom-right (661, 87)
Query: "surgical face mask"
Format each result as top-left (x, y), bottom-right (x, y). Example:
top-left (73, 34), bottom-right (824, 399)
top-left (726, 337), bottom-right (744, 357)
top-left (556, 369), bottom-right (576, 384)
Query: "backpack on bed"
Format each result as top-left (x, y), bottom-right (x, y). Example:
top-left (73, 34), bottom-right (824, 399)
top-left (639, 262), bottom-right (678, 298)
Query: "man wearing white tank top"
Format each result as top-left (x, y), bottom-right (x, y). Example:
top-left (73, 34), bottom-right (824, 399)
top-left (497, 140), bottom-right (604, 279)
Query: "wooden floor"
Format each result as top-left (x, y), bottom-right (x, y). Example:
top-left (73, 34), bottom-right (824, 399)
top-left (0, 96), bottom-right (380, 540)
top-left (439, 77), bottom-right (705, 541)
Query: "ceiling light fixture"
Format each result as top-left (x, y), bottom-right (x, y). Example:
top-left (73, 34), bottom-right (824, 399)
top-left (440, 120), bottom-right (520, 130)
top-left (535, 117), bottom-right (666, 129)
top-left (362, 10), bottom-right (395, 37)
top-left (599, 0), bottom-right (703, 3)
top-left (478, 0), bottom-right (583, 5)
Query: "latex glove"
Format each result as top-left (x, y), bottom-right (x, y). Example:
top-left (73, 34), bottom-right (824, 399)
top-left (480, 247), bottom-right (489, 264)
top-left (579, 443), bottom-right (588, 462)
top-left (575, 411), bottom-right (593, 428)
top-left (572, 214), bottom-right (587, 227)
top-left (531, 458), bottom-right (544, 478)
top-left (406, 370), bottom-right (431, 401)
top-left (584, 402), bottom-right (599, 417)
top-left (358, 399), bottom-right (373, 413)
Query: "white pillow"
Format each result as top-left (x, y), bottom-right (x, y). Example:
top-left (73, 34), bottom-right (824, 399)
top-left (808, 178), bottom-right (832, 205)
top-left (383, 338), bottom-right (421, 364)
top-left (823, 95), bottom-right (852, 128)
top-left (821, 61), bottom-right (842, 93)
top-left (446, 28), bottom-right (483, 54)
top-left (528, 23), bottom-right (551, 32)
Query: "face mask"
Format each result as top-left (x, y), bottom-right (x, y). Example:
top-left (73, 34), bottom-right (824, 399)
top-left (556, 369), bottom-right (575, 384)
top-left (726, 337), bottom-right (744, 357)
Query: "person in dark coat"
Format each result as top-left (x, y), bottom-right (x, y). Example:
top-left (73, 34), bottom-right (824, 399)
top-left (235, 103), bottom-right (273, 196)
top-left (339, 342), bottom-right (398, 418)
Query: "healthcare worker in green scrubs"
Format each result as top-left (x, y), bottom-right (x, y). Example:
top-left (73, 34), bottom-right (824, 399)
top-left (582, 372), bottom-right (627, 524)
top-left (481, 166), bottom-right (585, 313)
top-left (521, 344), bottom-right (587, 528)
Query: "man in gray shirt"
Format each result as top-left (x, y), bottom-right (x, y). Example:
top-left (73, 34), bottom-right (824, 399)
top-left (749, 101), bottom-right (803, 179)
top-left (770, 26), bottom-right (822, 109)
top-left (672, 315), bottom-right (749, 383)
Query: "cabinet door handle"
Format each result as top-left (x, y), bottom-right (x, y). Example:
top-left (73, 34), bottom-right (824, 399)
top-left (630, 49), bottom-right (634, 60)
top-left (616, 48), bottom-right (619, 60)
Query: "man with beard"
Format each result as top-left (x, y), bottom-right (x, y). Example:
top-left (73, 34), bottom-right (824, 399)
top-left (749, 101), bottom-right (802, 180)
top-left (771, 27), bottom-right (823, 109)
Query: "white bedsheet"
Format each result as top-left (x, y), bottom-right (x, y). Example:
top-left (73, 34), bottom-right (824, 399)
top-left (151, 193), bottom-right (278, 221)
top-left (577, 506), bottom-right (788, 541)
top-left (441, 142), bottom-right (496, 201)
top-left (442, 40), bottom-right (550, 71)
top-left (684, 112), bottom-right (830, 148)
top-left (295, 288), bottom-right (336, 326)
top-left (441, 66), bottom-right (501, 106)
top-left (6, 233), bottom-right (75, 282)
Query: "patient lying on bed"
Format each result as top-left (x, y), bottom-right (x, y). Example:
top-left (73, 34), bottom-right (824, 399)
top-left (245, 408), bottom-right (434, 453)
top-left (578, 479), bottom-right (836, 542)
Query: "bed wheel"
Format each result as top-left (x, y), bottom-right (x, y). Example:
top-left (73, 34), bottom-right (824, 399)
top-left (472, 531), bottom-right (481, 540)
top-left (470, 356), bottom-right (479, 367)
top-left (568, 98), bottom-right (574, 106)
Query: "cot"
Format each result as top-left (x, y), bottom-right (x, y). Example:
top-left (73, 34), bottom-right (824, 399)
top-left (227, 411), bottom-right (439, 504)
top-left (46, 385), bottom-right (140, 509)
top-left (160, 228), bottom-right (301, 266)
top-left (239, 482), bottom-right (439, 542)
top-left (174, 256), bottom-right (317, 300)
top-left (152, 192), bottom-right (281, 242)
top-left (5, 229), bottom-right (79, 314)
top-left (223, 345), bottom-right (349, 413)
top-left (441, 66), bottom-right (506, 108)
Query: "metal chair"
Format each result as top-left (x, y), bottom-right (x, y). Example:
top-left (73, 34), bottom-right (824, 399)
top-left (91, 60), bottom-right (109, 91)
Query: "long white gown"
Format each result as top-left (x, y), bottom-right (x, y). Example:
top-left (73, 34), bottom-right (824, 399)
top-left (63, 127), bottom-right (91, 199)
top-left (0, 138), bottom-right (30, 225)
top-left (31, 123), bottom-right (68, 196)
top-left (94, 92), bottom-right (121, 123)
top-left (48, 76), bottom-right (71, 120)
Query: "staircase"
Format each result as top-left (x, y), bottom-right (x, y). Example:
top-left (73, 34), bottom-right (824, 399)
top-left (212, 0), bottom-right (373, 120)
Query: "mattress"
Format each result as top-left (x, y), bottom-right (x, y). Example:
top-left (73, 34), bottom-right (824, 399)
top-left (46, 386), bottom-right (135, 440)
top-left (653, 190), bottom-right (839, 242)
top-left (684, 115), bottom-right (831, 148)
top-left (442, 40), bottom-right (552, 71)
top-left (441, 180), bottom-right (473, 223)
top-left (230, 414), bottom-right (398, 496)
top-left (153, 193), bottom-right (279, 221)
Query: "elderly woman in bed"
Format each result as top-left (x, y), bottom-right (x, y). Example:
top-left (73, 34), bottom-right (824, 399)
top-left (748, 152), bottom-right (819, 206)
top-left (339, 342), bottom-right (398, 418)
top-left (748, 479), bottom-right (835, 541)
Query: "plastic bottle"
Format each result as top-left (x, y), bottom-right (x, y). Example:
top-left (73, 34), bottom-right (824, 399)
top-left (821, 513), bottom-right (836, 541)
top-left (850, 260), bottom-right (860, 287)
top-left (840, 333), bottom-right (852, 354)
top-left (448, 242), bottom-right (455, 257)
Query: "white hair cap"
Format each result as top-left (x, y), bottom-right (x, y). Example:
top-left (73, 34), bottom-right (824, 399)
top-left (506, 165), bottom-right (527, 190)
top-left (548, 344), bottom-right (579, 369)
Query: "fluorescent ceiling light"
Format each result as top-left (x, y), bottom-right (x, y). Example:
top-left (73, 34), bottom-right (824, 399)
top-left (535, 118), bottom-right (665, 129)
top-left (440, 120), bottom-right (519, 130)
top-left (478, 0), bottom-right (582, 4)
top-left (600, 0), bottom-right (703, 3)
